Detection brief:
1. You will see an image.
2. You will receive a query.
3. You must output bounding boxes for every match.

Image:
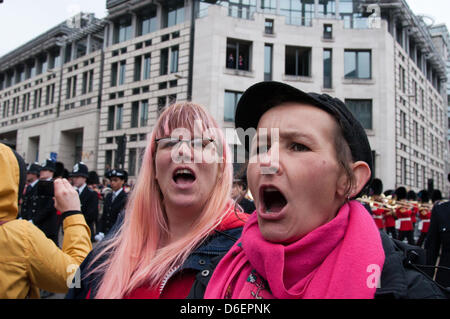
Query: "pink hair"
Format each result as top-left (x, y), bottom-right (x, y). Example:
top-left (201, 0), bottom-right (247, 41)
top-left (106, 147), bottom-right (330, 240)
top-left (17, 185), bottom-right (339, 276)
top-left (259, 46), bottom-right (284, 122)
top-left (88, 102), bottom-right (233, 298)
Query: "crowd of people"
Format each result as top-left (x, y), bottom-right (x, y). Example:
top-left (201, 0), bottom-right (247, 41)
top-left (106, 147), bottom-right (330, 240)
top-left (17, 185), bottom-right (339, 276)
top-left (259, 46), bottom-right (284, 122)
top-left (1, 81), bottom-right (449, 299)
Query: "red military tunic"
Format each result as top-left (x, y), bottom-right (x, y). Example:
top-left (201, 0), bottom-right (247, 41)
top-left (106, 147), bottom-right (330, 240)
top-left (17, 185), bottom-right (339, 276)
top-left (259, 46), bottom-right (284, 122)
top-left (371, 203), bottom-right (386, 230)
top-left (411, 202), bottom-right (418, 224)
top-left (395, 206), bottom-right (413, 231)
top-left (418, 207), bottom-right (431, 234)
top-left (384, 208), bottom-right (396, 228)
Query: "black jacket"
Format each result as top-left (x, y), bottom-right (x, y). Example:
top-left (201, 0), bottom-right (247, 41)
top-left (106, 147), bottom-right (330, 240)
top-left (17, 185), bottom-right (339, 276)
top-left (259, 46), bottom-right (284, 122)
top-left (425, 201), bottom-right (450, 288)
top-left (20, 182), bottom-right (38, 220)
top-left (24, 180), bottom-right (58, 243)
top-left (375, 230), bottom-right (447, 298)
top-left (79, 186), bottom-right (99, 224)
top-left (98, 190), bottom-right (127, 235)
top-left (65, 227), bottom-right (243, 299)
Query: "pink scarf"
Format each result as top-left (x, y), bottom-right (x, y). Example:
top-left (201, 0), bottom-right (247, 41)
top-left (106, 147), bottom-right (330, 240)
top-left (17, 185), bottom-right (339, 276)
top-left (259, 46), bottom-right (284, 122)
top-left (204, 201), bottom-right (385, 299)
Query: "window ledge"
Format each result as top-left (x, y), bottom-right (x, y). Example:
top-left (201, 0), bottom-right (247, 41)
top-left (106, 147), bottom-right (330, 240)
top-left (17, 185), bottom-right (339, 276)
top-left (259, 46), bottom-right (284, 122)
top-left (283, 74), bottom-right (314, 83)
top-left (321, 87), bottom-right (335, 93)
top-left (342, 78), bottom-right (375, 85)
top-left (321, 37), bottom-right (335, 42)
top-left (223, 68), bottom-right (255, 78)
top-left (263, 32), bottom-right (276, 38)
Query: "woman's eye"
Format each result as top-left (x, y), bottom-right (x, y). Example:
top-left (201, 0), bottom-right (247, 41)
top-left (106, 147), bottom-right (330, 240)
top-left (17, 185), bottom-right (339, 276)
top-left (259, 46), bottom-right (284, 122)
top-left (290, 142), bottom-right (309, 152)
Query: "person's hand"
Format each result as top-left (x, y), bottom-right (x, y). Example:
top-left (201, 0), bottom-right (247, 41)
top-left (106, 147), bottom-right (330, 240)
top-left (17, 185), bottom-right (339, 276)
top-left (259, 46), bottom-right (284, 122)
top-left (53, 178), bottom-right (81, 212)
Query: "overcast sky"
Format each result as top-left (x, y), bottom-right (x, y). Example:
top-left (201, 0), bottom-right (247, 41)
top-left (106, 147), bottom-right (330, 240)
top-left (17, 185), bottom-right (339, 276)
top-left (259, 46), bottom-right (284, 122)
top-left (0, 0), bottom-right (449, 58)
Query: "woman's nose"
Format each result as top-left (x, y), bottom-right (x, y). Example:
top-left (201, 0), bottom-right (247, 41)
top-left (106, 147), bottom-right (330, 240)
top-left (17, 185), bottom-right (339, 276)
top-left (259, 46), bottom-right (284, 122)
top-left (259, 146), bottom-right (280, 175)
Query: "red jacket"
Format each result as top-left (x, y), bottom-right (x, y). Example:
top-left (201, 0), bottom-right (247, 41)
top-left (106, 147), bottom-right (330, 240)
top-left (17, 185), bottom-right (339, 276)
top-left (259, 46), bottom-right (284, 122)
top-left (418, 207), bottom-right (431, 233)
top-left (396, 207), bottom-right (413, 231)
top-left (371, 203), bottom-right (386, 230)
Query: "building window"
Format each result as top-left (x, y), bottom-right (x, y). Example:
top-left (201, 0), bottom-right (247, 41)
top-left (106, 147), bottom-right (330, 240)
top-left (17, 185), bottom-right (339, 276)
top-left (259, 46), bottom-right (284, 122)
top-left (345, 99), bottom-right (372, 130)
top-left (261, 0), bottom-right (276, 14)
top-left (105, 150), bottom-right (113, 172)
top-left (111, 62), bottom-right (118, 87)
top-left (160, 48), bottom-right (169, 75)
top-left (107, 106), bottom-right (115, 131)
top-left (82, 71), bottom-right (88, 94)
top-left (131, 101), bottom-right (139, 128)
top-left (344, 50), bottom-right (371, 79)
top-left (323, 24), bottom-right (333, 39)
top-left (401, 157), bottom-right (407, 185)
top-left (170, 46), bottom-right (179, 73)
top-left (264, 19), bottom-right (274, 34)
top-left (323, 49), bottom-right (332, 89)
top-left (264, 44), bottom-right (273, 81)
top-left (140, 100), bottom-right (149, 127)
top-left (224, 90), bottom-right (243, 122)
top-left (134, 56), bottom-right (142, 82)
top-left (143, 54), bottom-right (151, 80)
top-left (88, 70), bottom-right (94, 92)
top-left (226, 38), bottom-right (251, 71)
top-left (128, 148), bottom-right (137, 177)
top-left (164, 2), bottom-right (184, 28)
top-left (229, 0), bottom-right (256, 20)
top-left (400, 110), bottom-right (406, 138)
top-left (318, 0), bottom-right (335, 16)
top-left (114, 15), bottom-right (132, 44)
top-left (285, 46), bottom-right (311, 77)
top-left (280, 0), bottom-right (314, 26)
top-left (399, 65), bottom-right (405, 93)
top-left (119, 60), bottom-right (126, 85)
top-left (413, 120), bottom-right (418, 145)
top-left (116, 104), bottom-right (123, 129)
top-left (157, 96), bottom-right (167, 116)
top-left (138, 6), bottom-right (158, 36)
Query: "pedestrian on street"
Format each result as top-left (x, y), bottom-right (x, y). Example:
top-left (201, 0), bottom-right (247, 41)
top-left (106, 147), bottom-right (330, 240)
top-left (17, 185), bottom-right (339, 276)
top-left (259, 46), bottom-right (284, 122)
top-left (95, 168), bottom-right (128, 241)
top-left (19, 162), bottom-right (41, 220)
top-left (0, 143), bottom-right (92, 298)
top-left (70, 162), bottom-right (99, 242)
top-left (67, 102), bottom-right (248, 299)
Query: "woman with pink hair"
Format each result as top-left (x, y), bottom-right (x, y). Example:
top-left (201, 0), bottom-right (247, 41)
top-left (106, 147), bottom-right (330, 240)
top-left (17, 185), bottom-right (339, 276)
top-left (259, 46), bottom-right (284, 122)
top-left (66, 102), bottom-right (247, 299)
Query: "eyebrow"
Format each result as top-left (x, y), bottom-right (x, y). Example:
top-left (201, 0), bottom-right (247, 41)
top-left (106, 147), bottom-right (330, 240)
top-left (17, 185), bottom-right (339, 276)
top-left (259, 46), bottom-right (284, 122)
top-left (256, 129), bottom-right (316, 143)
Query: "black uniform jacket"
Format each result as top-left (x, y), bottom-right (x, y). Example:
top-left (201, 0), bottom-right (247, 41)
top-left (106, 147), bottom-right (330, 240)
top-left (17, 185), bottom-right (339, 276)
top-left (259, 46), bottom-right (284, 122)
top-left (425, 201), bottom-right (450, 288)
top-left (79, 186), bottom-right (99, 224)
top-left (98, 189), bottom-right (127, 235)
top-left (22, 180), bottom-right (58, 241)
top-left (20, 182), bottom-right (39, 220)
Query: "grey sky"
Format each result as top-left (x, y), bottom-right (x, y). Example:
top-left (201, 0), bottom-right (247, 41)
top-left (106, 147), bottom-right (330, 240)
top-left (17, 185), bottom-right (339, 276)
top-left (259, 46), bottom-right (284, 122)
top-left (0, 0), bottom-right (449, 58)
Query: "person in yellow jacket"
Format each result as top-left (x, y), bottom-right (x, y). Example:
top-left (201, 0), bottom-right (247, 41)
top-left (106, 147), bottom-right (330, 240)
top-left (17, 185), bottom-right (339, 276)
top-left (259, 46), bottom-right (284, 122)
top-left (0, 143), bottom-right (92, 298)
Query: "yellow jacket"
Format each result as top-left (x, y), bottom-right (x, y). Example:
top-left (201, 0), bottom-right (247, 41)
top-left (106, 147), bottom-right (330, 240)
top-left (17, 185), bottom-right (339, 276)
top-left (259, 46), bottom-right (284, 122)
top-left (0, 144), bottom-right (92, 298)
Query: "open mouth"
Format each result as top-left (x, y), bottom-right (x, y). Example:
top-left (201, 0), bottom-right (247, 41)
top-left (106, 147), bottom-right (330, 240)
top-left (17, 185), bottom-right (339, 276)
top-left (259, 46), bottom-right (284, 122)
top-left (173, 168), bottom-right (196, 185)
top-left (260, 186), bottom-right (287, 213)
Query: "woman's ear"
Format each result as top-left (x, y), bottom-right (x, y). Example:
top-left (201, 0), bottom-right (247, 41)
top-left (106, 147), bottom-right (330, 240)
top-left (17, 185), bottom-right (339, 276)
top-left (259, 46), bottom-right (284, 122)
top-left (349, 161), bottom-right (371, 198)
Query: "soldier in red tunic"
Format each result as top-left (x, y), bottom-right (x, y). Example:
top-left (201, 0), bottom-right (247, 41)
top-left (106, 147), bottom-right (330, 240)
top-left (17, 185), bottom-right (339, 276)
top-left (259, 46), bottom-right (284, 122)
top-left (369, 179), bottom-right (386, 231)
top-left (416, 190), bottom-right (432, 247)
top-left (395, 187), bottom-right (414, 244)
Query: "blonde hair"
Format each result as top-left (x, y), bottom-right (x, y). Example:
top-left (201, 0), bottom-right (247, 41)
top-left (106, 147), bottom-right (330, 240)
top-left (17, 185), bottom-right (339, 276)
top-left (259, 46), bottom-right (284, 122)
top-left (89, 102), bottom-right (233, 298)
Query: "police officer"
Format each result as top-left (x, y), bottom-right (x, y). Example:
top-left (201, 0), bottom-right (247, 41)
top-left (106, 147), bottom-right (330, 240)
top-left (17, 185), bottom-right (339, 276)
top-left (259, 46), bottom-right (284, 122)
top-left (20, 162), bottom-right (41, 220)
top-left (34, 159), bottom-right (58, 245)
top-left (95, 169), bottom-right (128, 241)
top-left (70, 162), bottom-right (99, 242)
